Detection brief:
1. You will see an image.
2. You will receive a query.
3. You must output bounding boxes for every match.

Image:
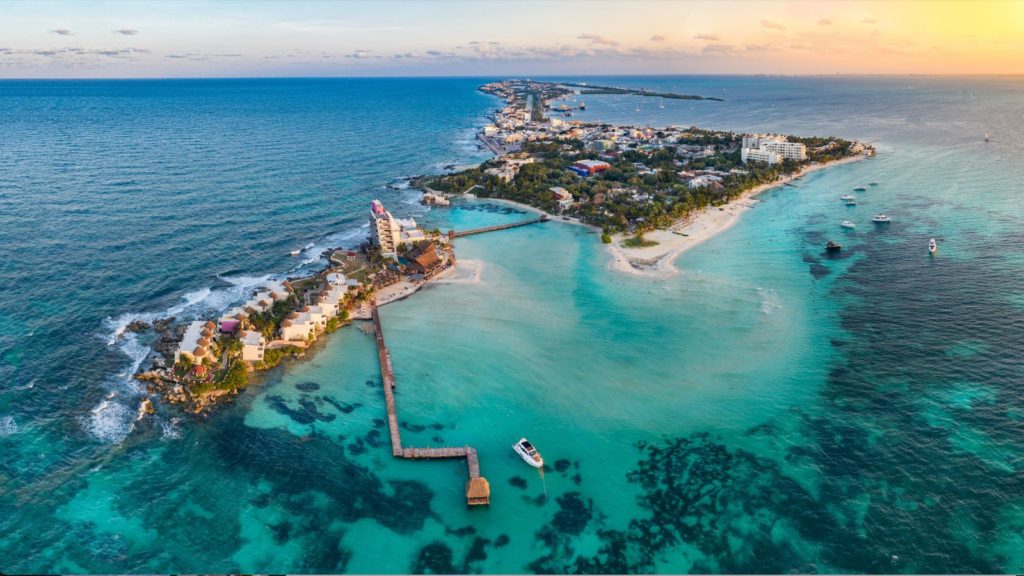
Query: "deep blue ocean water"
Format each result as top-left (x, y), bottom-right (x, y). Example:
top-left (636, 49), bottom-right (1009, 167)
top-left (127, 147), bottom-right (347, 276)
top-left (1, 76), bottom-right (1023, 573)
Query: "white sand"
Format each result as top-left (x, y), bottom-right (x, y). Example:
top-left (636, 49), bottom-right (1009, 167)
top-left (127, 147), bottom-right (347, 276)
top-left (606, 153), bottom-right (871, 279)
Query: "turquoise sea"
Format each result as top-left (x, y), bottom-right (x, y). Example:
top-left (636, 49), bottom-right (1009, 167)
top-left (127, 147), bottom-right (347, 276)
top-left (1, 76), bottom-right (1023, 573)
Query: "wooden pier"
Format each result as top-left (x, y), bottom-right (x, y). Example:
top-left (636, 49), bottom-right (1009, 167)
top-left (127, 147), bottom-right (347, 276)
top-left (450, 215), bottom-right (547, 238)
top-left (370, 303), bottom-right (490, 505)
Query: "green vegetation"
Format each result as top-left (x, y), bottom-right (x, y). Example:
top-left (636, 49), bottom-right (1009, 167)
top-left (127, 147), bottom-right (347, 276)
top-left (623, 234), bottom-right (658, 248)
top-left (564, 82), bottom-right (725, 101)
top-left (258, 345), bottom-right (301, 370)
top-left (426, 128), bottom-right (859, 238)
top-left (248, 295), bottom-right (300, 340)
top-left (601, 233), bottom-right (612, 244)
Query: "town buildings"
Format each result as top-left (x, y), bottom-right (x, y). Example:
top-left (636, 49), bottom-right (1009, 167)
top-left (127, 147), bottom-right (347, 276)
top-left (569, 159), bottom-right (612, 176)
top-left (550, 186), bottom-right (574, 211)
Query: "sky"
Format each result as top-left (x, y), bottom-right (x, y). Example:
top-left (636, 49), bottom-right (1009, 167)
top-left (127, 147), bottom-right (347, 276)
top-left (1, 0), bottom-right (1023, 78)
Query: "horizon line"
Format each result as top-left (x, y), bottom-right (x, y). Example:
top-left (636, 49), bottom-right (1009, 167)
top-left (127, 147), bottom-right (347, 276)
top-left (2, 72), bottom-right (1024, 81)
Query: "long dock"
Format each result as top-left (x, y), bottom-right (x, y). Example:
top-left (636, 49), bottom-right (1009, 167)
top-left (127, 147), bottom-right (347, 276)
top-left (450, 215), bottom-right (547, 238)
top-left (370, 303), bottom-right (490, 505)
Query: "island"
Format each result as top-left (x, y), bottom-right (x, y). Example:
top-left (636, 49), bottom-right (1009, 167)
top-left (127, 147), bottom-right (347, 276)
top-left (426, 79), bottom-right (874, 276)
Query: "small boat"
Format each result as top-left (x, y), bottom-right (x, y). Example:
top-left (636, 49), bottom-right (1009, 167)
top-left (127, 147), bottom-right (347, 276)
top-left (826, 240), bottom-right (842, 252)
top-left (513, 438), bottom-right (544, 468)
top-left (841, 220), bottom-right (856, 229)
top-left (845, 199), bottom-right (857, 206)
top-left (853, 185), bottom-right (868, 192)
top-left (869, 181), bottom-right (879, 186)
top-left (579, 101), bottom-right (586, 110)
top-left (289, 249), bottom-right (301, 256)
top-left (872, 214), bottom-right (892, 223)
top-left (840, 194), bottom-right (856, 201)
top-left (984, 132), bottom-right (989, 142)
top-left (928, 238), bottom-right (938, 254)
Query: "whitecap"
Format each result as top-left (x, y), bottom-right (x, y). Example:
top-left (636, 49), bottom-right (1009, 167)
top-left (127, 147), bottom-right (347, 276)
top-left (83, 398), bottom-right (134, 443)
top-left (159, 417), bottom-right (183, 440)
top-left (757, 287), bottom-right (783, 315)
top-left (0, 415), bottom-right (17, 436)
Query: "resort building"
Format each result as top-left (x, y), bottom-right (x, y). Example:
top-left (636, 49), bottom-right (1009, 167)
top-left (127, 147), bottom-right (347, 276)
top-left (550, 186), bottom-right (574, 211)
top-left (370, 200), bottom-right (425, 258)
top-left (741, 134), bottom-right (807, 164)
top-left (218, 308), bottom-right (246, 334)
top-left (405, 241), bottom-right (442, 276)
top-left (240, 330), bottom-right (265, 363)
top-left (175, 320), bottom-right (217, 365)
top-left (280, 311), bottom-right (316, 342)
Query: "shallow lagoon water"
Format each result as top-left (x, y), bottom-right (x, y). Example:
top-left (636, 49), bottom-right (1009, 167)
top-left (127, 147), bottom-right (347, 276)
top-left (2, 76), bottom-right (1024, 572)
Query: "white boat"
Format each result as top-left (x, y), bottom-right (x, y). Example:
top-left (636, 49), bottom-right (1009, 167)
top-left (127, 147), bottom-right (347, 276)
top-left (869, 181), bottom-right (879, 186)
top-left (513, 438), bottom-right (543, 468)
top-left (840, 194), bottom-right (856, 201)
top-left (846, 199), bottom-right (857, 206)
top-left (289, 249), bottom-right (301, 256)
top-left (872, 214), bottom-right (892, 223)
top-left (928, 238), bottom-right (938, 254)
top-left (853, 185), bottom-right (868, 192)
top-left (841, 220), bottom-right (856, 229)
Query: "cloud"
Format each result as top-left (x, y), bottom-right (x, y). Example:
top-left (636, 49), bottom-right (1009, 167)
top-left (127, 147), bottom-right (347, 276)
top-left (93, 47), bottom-right (149, 58)
top-left (50, 28), bottom-right (73, 36)
top-left (693, 33), bottom-right (720, 41)
top-left (649, 34), bottom-right (666, 42)
top-left (861, 17), bottom-right (877, 24)
top-left (701, 43), bottom-right (737, 55)
top-left (817, 18), bottom-right (832, 26)
top-left (577, 33), bottom-right (619, 47)
top-left (344, 49), bottom-right (377, 59)
top-left (760, 20), bottom-right (786, 31)
top-left (114, 29), bottom-right (139, 35)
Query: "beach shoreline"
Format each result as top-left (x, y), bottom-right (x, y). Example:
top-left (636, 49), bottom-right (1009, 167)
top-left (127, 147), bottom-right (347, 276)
top-left (605, 152), bottom-right (872, 279)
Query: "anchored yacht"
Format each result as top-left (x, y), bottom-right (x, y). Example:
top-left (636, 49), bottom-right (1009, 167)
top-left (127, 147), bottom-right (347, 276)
top-left (513, 438), bottom-right (544, 468)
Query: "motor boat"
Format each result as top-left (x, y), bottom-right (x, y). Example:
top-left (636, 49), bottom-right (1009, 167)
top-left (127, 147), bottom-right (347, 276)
top-left (513, 438), bottom-right (544, 468)
top-left (853, 185), bottom-right (868, 192)
top-left (845, 199), bottom-right (857, 206)
top-left (869, 181), bottom-right (879, 186)
top-left (873, 214), bottom-right (892, 223)
top-left (841, 220), bottom-right (856, 229)
top-left (928, 238), bottom-right (938, 254)
top-left (840, 194), bottom-right (856, 201)
top-left (289, 249), bottom-right (301, 256)
top-left (826, 240), bottom-right (842, 252)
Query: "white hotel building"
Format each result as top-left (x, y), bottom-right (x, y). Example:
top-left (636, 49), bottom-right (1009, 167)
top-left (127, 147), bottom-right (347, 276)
top-left (370, 200), bottom-right (425, 258)
top-left (740, 134), bottom-right (807, 165)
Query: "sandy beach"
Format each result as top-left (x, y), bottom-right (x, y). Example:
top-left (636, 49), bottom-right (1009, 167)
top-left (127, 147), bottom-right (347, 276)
top-left (606, 152), bottom-right (872, 279)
